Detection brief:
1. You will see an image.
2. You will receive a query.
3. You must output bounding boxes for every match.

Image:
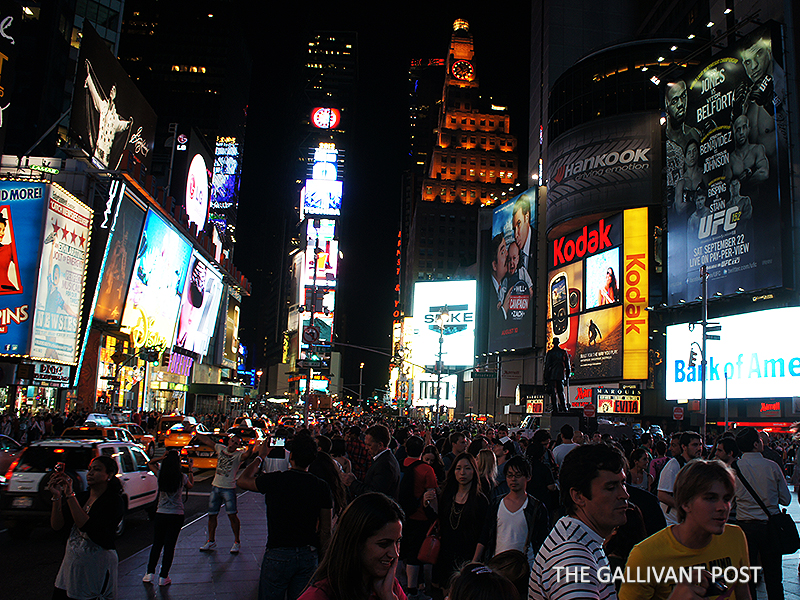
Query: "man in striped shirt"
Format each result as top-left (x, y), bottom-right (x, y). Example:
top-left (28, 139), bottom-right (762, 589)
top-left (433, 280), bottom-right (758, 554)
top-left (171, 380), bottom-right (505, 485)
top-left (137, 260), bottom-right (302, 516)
top-left (528, 444), bottom-right (628, 600)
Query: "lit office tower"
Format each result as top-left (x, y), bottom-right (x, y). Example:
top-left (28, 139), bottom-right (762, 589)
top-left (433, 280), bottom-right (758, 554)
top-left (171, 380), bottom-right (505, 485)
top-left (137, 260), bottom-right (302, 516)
top-left (402, 20), bottom-right (518, 307)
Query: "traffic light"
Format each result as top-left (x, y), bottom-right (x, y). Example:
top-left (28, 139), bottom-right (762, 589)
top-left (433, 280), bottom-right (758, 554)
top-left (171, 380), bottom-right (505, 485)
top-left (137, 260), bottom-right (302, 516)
top-left (688, 348), bottom-right (697, 367)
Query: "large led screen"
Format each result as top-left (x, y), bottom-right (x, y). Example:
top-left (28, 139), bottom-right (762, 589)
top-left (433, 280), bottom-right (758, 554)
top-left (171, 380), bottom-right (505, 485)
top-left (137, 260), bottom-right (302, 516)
top-left (666, 306), bottom-right (800, 400)
top-left (174, 252), bottom-right (223, 356)
top-left (301, 179), bottom-right (342, 218)
top-left (0, 181), bottom-right (47, 356)
top-left (121, 210), bottom-right (192, 350)
top-left (486, 190), bottom-right (536, 353)
top-left (93, 194), bottom-right (145, 323)
top-left (665, 24), bottom-right (788, 304)
top-left (70, 23), bottom-right (156, 171)
top-left (302, 219), bottom-right (338, 289)
top-left (30, 186), bottom-right (93, 364)
top-left (221, 288), bottom-right (240, 369)
top-left (411, 280), bottom-right (476, 368)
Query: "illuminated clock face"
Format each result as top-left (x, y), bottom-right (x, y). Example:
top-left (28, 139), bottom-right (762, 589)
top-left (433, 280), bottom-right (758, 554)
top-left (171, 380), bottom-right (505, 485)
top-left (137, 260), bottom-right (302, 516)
top-left (451, 60), bottom-right (475, 81)
top-left (312, 107), bottom-right (341, 129)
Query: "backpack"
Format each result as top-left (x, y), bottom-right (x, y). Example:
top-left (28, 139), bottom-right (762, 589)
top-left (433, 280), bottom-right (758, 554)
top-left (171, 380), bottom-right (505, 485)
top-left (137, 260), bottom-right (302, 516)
top-left (398, 459), bottom-right (424, 516)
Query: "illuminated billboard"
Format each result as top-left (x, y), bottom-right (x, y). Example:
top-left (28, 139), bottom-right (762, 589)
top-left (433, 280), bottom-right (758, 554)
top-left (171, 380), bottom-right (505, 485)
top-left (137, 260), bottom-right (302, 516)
top-left (301, 180), bottom-right (342, 218)
top-left (30, 185), bottom-right (93, 364)
top-left (220, 287), bottom-right (241, 369)
top-left (121, 210), bottom-right (192, 351)
top-left (70, 23), bottom-right (156, 170)
top-left (665, 24), bottom-right (788, 303)
top-left (185, 154), bottom-right (210, 231)
top-left (545, 208), bottom-right (649, 381)
top-left (174, 252), bottom-right (223, 356)
top-left (410, 280), bottom-right (476, 368)
top-left (311, 107), bottom-right (341, 129)
top-left (666, 306), bottom-right (800, 400)
top-left (486, 189), bottom-right (537, 353)
top-left (210, 137), bottom-right (240, 240)
top-left (0, 181), bottom-right (47, 356)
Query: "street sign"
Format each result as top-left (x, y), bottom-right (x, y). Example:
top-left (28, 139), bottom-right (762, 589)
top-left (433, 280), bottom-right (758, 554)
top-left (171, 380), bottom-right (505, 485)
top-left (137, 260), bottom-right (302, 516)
top-left (583, 403), bottom-right (596, 418)
top-left (298, 359), bottom-right (325, 369)
top-left (302, 325), bottom-right (320, 345)
top-left (473, 371), bottom-right (497, 379)
top-left (673, 406), bottom-right (684, 420)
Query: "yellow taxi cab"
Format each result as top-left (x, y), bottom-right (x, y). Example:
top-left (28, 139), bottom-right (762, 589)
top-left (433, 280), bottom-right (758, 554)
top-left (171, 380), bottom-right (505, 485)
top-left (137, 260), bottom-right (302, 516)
top-left (226, 426), bottom-right (267, 449)
top-left (155, 414), bottom-right (186, 445)
top-left (180, 433), bottom-right (228, 470)
top-left (164, 418), bottom-right (211, 450)
top-left (118, 423), bottom-right (157, 457)
top-left (62, 425), bottom-right (139, 447)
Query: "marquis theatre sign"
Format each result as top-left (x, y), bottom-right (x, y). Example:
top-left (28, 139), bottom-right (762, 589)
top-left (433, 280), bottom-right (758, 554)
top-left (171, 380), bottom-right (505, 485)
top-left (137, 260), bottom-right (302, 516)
top-left (546, 113), bottom-right (661, 229)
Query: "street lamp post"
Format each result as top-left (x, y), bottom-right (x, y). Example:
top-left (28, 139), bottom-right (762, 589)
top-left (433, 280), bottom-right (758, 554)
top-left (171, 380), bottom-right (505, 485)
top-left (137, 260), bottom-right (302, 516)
top-left (358, 362), bottom-right (364, 405)
top-left (435, 306), bottom-right (450, 427)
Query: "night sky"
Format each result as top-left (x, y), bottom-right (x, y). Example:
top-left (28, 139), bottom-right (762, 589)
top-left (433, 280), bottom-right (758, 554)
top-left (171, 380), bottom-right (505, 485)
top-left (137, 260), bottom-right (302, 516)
top-left (239, 4), bottom-right (532, 398)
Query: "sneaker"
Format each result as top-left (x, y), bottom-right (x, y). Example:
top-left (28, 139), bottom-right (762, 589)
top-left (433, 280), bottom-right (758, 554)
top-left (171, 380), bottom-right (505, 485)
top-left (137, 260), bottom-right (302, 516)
top-left (199, 540), bottom-right (216, 551)
top-left (230, 542), bottom-right (240, 554)
top-left (142, 573), bottom-right (155, 583)
top-left (159, 577), bottom-right (171, 586)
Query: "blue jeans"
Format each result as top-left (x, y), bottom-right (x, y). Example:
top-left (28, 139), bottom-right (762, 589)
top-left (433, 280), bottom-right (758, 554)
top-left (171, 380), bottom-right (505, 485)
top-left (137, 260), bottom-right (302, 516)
top-left (258, 545), bottom-right (318, 600)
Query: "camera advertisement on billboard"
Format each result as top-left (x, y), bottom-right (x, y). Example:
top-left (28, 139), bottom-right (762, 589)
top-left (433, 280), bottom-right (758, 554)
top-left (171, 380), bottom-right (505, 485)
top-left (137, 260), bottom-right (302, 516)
top-left (665, 24), bottom-right (788, 303)
top-left (411, 280), bottom-right (476, 368)
top-left (546, 209), bottom-right (649, 381)
top-left (174, 252), bottom-right (223, 357)
top-left (70, 23), bottom-right (156, 171)
top-left (666, 306), bottom-right (800, 400)
top-left (121, 210), bottom-right (192, 351)
top-left (29, 185), bottom-right (93, 364)
top-left (0, 181), bottom-right (47, 357)
top-left (487, 189), bottom-right (536, 353)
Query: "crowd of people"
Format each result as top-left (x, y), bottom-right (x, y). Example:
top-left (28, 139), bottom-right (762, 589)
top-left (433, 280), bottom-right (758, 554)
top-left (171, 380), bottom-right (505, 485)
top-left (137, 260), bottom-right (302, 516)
top-left (25, 408), bottom-right (800, 599)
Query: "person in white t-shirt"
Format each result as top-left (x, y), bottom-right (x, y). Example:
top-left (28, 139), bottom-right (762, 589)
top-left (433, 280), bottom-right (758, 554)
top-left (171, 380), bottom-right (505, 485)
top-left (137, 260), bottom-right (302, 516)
top-left (195, 433), bottom-right (255, 553)
top-left (551, 424), bottom-right (580, 468)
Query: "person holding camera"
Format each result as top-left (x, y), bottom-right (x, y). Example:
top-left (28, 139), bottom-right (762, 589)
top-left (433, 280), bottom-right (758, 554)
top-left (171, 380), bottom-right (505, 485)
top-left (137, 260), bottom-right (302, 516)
top-left (143, 450), bottom-right (194, 586)
top-left (48, 456), bottom-right (125, 599)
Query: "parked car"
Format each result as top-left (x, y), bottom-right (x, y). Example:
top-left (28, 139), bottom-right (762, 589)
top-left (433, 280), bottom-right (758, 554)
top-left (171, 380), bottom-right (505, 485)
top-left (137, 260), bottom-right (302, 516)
top-left (0, 434), bottom-right (23, 483)
top-left (118, 423), bottom-right (157, 457)
top-left (0, 438), bottom-right (158, 538)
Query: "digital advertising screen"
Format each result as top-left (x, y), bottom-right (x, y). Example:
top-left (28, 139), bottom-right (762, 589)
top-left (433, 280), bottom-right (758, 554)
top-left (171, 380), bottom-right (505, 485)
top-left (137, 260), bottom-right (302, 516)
top-left (121, 210), bottom-right (192, 351)
top-left (545, 209), bottom-right (649, 382)
top-left (666, 306), bottom-right (800, 400)
top-left (301, 219), bottom-right (338, 289)
top-left (0, 181), bottom-right (48, 357)
top-left (93, 194), bottom-right (145, 323)
top-left (70, 23), bottom-right (156, 171)
top-left (29, 185), bottom-right (93, 364)
top-left (221, 288), bottom-right (241, 369)
top-left (410, 280), bottom-right (476, 368)
top-left (665, 24), bottom-right (788, 304)
top-left (486, 189), bottom-right (536, 353)
top-left (209, 137), bottom-right (240, 240)
top-left (174, 252), bottom-right (223, 357)
top-left (185, 154), bottom-right (210, 231)
top-left (301, 179), bottom-right (342, 218)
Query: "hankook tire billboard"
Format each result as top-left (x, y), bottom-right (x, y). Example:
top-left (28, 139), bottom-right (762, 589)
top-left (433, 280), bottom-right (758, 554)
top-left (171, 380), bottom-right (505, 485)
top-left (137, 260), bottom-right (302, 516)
top-left (546, 113), bottom-right (661, 229)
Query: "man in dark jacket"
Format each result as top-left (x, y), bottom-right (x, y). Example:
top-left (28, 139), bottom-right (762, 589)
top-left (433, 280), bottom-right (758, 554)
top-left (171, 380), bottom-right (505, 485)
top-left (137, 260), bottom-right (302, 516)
top-left (343, 424), bottom-right (401, 499)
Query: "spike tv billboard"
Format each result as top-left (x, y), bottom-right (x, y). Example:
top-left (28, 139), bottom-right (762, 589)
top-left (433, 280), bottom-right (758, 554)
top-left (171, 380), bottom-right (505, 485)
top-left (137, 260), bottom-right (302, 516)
top-left (665, 23), bottom-right (789, 303)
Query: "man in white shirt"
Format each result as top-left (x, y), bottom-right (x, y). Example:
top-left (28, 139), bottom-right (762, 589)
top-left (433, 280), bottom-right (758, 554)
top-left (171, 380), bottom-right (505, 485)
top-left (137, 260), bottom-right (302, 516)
top-left (657, 431), bottom-right (702, 525)
top-left (551, 424), bottom-right (580, 468)
top-left (733, 426), bottom-right (791, 600)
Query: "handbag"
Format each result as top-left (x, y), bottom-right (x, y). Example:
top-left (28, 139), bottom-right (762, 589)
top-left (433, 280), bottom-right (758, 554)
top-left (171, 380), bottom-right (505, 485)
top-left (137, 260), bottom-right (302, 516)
top-left (733, 460), bottom-right (800, 555)
top-left (417, 520), bottom-right (440, 564)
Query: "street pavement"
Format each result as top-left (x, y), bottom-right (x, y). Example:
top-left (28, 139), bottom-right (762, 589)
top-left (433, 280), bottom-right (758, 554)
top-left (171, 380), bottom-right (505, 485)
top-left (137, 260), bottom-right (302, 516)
top-left (116, 489), bottom-right (800, 600)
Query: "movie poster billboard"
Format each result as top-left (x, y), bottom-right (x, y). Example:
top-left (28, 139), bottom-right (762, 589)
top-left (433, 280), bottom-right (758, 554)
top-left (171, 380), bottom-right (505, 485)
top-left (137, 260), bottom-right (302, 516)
top-left (121, 210), bottom-right (191, 351)
top-left (0, 181), bottom-right (47, 356)
top-left (665, 24), bottom-right (787, 303)
top-left (70, 23), bottom-right (156, 171)
top-left (546, 113), bottom-right (661, 229)
top-left (174, 252), bottom-right (223, 357)
top-left (93, 194), bottom-right (145, 323)
top-left (30, 185), bottom-right (93, 364)
top-left (487, 189), bottom-right (536, 353)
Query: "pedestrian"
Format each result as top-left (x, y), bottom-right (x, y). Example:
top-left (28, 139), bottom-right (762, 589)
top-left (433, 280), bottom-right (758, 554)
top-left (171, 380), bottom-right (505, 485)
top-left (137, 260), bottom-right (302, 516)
top-left (620, 460), bottom-right (750, 600)
top-left (298, 493), bottom-right (405, 600)
top-left (143, 450), bottom-right (194, 586)
top-left (551, 424), bottom-right (580, 469)
top-left (476, 448), bottom-right (498, 499)
top-left (195, 432), bottom-right (255, 553)
top-left (344, 424), bottom-right (401, 500)
top-left (657, 431), bottom-right (703, 526)
top-left (442, 432), bottom-right (467, 473)
top-left (421, 443), bottom-right (446, 484)
top-left (448, 563), bottom-right (520, 600)
top-left (346, 426), bottom-right (371, 480)
top-left (330, 436), bottom-right (352, 474)
top-left (424, 452), bottom-right (489, 592)
top-left (237, 434), bottom-right (333, 600)
top-left (48, 455), bottom-right (124, 600)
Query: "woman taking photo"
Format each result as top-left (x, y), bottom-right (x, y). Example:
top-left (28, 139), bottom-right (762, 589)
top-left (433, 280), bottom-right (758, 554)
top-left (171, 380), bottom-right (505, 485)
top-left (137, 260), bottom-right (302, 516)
top-left (143, 450), bottom-right (194, 585)
top-left (424, 452), bottom-right (489, 592)
top-left (299, 492), bottom-right (406, 600)
top-left (48, 455), bottom-right (125, 599)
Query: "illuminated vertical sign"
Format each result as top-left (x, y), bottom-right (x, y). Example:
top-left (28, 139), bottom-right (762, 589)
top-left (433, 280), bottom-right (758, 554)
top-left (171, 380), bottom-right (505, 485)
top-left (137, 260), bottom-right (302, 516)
top-left (623, 207), bottom-right (648, 379)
